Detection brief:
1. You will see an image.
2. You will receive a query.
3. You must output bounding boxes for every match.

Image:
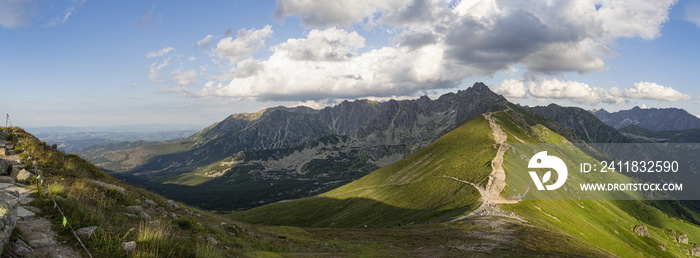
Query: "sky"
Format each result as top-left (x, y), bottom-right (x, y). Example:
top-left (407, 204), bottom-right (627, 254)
top-left (1, 0), bottom-right (699, 128)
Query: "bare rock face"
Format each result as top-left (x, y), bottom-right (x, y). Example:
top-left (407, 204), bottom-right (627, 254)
top-left (633, 225), bottom-right (649, 237)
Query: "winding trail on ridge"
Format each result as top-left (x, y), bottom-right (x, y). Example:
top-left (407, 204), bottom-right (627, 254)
top-left (447, 112), bottom-right (522, 222)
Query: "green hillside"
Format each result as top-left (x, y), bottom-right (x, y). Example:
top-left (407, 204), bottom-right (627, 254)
top-left (231, 115), bottom-right (495, 227)
top-left (231, 108), bottom-right (700, 257)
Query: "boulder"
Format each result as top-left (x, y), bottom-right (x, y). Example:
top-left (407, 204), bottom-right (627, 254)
top-left (139, 211), bottom-right (151, 220)
top-left (0, 147), bottom-right (6, 156)
top-left (0, 160), bottom-right (9, 175)
top-left (207, 236), bottom-right (219, 246)
top-left (16, 169), bottom-right (33, 182)
top-left (125, 205), bottom-right (142, 215)
top-left (122, 241), bottom-right (137, 253)
top-left (89, 180), bottom-right (125, 195)
top-left (144, 199), bottom-right (157, 208)
top-left (76, 226), bottom-right (99, 238)
top-left (164, 200), bottom-right (180, 210)
top-left (633, 225), bottom-right (649, 237)
top-left (12, 239), bottom-right (31, 256)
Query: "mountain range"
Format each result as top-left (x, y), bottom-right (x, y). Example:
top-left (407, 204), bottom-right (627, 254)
top-left (593, 106), bottom-right (700, 130)
top-left (80, 83), bottom-right (700, 213)
top-left (93, 83), bottom-right (511, 210)
top-left (16, 82), bottom-right (700, 256)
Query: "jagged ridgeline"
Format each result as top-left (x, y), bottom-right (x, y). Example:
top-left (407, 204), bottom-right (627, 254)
top-left (93, 83), bottom-right (512, 210)
top-left (230, 107), bottom-right (700, 257)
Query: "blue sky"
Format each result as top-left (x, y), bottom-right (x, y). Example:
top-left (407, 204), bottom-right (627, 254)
top-left (1, 0), bottom-right (699, 127)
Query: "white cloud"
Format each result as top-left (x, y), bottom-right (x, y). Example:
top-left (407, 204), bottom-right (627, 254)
top-left (214, 25), bottom-right (273, 62)
top-left (610, 81), bottom-right (691, 101)
top-left (46, 6), bottom-right (74, 27)
top-left (146, 47), bottom-right (174, 59)
top-left (148, 58), bottom-right (170, 82)
top-left (274, 27), bottom-right (365, 61)
top-left (0, 0), bottom-right (36, 28)
top-left (275, 0), bottom-right (399, 26)
top-left (528, 78), bottom-right (624, 105)
top-left (597, 0), bottom-right (677, 39)
top-left (492, 79), bottom-right (527, 98)
top-left (172, 69), bottom-right (198, 86)
top-left (198, 27), bottom-right (458, 101)
top-left (194, 34), bottom-right (213, 48)
top-left (187, 1), bottom-right (678, 102)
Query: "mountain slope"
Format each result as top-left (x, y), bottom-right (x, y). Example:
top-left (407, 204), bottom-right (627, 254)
top-left (620, 124), bottom-right (700, 143)
top-left (231, 107), bottom-right (700, 257)
top-left (231, 114), bottom-right (495, 227)
top-left (531, 104), bottom-right (629, 143)
top-left (593, 106), bottom-right (700, 130)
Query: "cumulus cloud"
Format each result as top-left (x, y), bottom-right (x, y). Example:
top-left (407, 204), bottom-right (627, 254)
top-left (275, 0), bottom-right (397, 26)
top-left (146, 47), bottom-right (174, 58)
top-left (189, 0), bottom-right (678, 102)
top-left (610, 81), bottom-right (691, 101)
top-left (597, 0), bottom-right (677, 39)
top-left (528, 78), bottom-right (624, 105)
top-left (214, 25), bottom-right (273, 62)
top-left (172, 69), bottom-right (198, 86)
top-left (0, 0), bottom-right (36, 28)
top-left (199, 27), bottom-right (458, 101)
top-left (194, 34), bottom-right (214, 48)
top-left (492, 79), bottom-right (527, 98)
top-left (274, 27), bottom-right (365, 61)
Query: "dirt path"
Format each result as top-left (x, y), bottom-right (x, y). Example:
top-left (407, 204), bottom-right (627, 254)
top-left (1, 134), bottom-right (81, 257)
top-left (484, 113), bottom-right (518, 205)
top-left (447, 112), bottom-right (522, 222)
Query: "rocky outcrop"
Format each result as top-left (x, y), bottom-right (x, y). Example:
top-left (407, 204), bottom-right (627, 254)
top-left (633, 225), bottom-right (649, 237)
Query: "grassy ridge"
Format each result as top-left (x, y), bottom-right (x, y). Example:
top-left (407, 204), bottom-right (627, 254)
top-left (490, 110), bottom-right (700, 257)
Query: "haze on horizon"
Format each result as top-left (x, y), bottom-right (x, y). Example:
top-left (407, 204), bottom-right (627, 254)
top-left (1, 0), bottom-right (699, 128)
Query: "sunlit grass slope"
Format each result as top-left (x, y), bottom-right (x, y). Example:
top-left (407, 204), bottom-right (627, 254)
top-left (230, 116), bottom-right (497, 227)
top-left (490, 110), bottom-right (700, 258)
